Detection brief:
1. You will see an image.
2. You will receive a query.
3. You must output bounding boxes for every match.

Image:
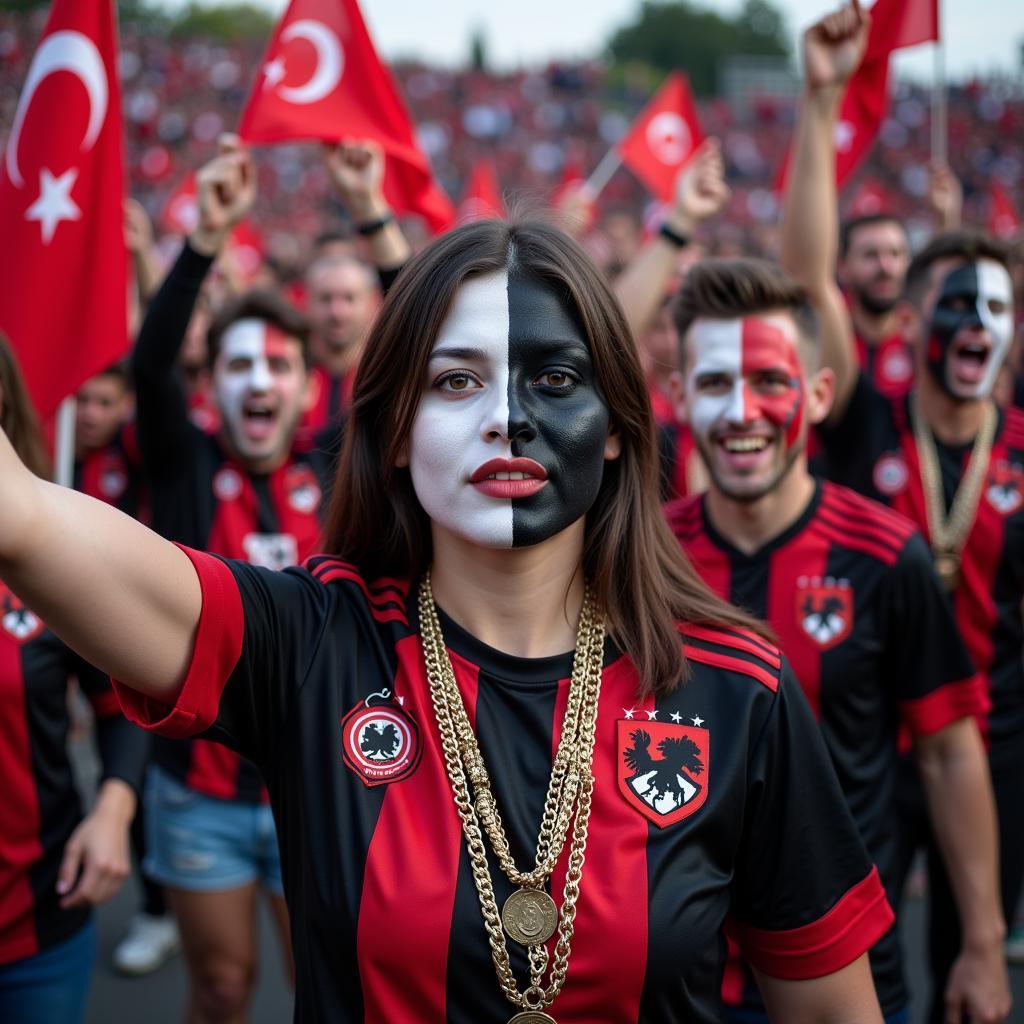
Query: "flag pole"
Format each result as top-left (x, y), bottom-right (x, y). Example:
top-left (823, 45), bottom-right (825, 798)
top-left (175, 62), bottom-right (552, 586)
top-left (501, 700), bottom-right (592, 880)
top-left (583, 147), bottom-right (623, 202)
top-left (930, 2), bottom-right (947, 165)
top-left (54, 396), bottom-right (76, 488)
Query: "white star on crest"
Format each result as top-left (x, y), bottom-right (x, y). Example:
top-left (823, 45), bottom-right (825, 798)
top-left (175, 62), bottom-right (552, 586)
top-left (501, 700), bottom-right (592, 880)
top-left (670, 711), bottom-right (682, 723)
top-left (262, 56), bottom-right (287, 90)
top-left (646, 709), bottom-right (659, 721)
top-left (623, 707), bottom-right (636, 720)
top-left (26, 168), bottom-right (81, 244)
top-left (396, 695), bottom-right (405, 706)
top-left (834, 120), bottom-right (856, 153)
top-left (691, 715), bottom-right (705, 727)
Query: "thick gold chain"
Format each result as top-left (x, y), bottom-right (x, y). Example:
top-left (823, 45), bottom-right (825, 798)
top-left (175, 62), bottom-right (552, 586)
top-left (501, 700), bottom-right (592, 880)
top-left (913, 393), bottom-right (996, 557)
top-left (417, 573), bottom-right (605, 1014)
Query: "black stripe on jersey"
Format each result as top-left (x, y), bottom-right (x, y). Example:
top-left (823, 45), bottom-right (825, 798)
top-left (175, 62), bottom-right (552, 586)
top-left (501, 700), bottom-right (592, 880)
top-left (251, 475), bottom-right (279, 534)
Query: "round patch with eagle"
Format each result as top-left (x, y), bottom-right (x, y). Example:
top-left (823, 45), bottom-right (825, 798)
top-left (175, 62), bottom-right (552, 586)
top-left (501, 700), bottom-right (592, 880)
top-left (341, 694), bottom-right (421, 787)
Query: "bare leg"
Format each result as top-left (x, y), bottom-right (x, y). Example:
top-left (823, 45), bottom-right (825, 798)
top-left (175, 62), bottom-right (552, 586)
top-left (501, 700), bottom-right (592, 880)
top-left (265, 892), bottom-right (295, 989)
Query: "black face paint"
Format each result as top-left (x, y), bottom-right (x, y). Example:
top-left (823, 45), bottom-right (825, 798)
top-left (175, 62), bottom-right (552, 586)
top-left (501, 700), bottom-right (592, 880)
top-left (506, 275), bottom-right (613, 547)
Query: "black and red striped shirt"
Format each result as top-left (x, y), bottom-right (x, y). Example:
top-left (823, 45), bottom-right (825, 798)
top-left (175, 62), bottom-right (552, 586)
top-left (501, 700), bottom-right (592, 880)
top-left (667, 480), bottom-right (983, 1016)
top-left (854, 331), bottom-right (915, 401)
top-left (0, 582), bottom-right (148, 965)
top-left (116, 548), bottom-right (893, 1023)
top-left (133, 243), bottom-right (330, 803)
top-left (819, 373), bottom-right (1024, 745)
top-left (74, 422), bottom-right (146, 522)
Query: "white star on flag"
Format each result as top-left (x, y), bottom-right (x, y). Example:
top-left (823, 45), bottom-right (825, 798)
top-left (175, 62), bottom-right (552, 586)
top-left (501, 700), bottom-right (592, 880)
top-left (623, 707), bottom-right (636, 720)
top-left (26, 167), bottom-right (81, 244)
top-left (262, 56), bottom-right (287, 90)
top-left (670, 711), bottom-right (682, 723)
top-left (646, 709), bottom-right (659, 721)
top-left (834, 121), bottom-right (856, 153)
top-left (691, 715), bottom-right (704, 727)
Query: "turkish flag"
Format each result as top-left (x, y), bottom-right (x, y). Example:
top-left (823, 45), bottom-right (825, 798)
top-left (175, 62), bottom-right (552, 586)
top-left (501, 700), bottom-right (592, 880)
top-left (238, 0), bottom-right (453, 233)
top-left (160, 172), bottom-right (199, 235)
top-left (618, 72), bottom-right (704, 203)
top-left (457, 159), bottom-right (505, 222)
top-left (0, 0), bottom-right (128, 418)
top-left (988, 180), bottom-right (1021, 239)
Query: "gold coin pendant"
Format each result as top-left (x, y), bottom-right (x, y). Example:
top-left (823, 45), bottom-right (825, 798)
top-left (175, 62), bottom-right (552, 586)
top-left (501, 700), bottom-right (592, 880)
top-left (508, 1013), bottom-right (556, 1024)
top-left (501, 887), bottom-right (558, 946)
top-left (935, 552), bottom-right (962, 592)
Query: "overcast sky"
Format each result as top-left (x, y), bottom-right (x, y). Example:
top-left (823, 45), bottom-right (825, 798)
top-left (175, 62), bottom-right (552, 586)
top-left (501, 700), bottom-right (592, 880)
top-left (240, 0), bottom-right (1024, 80)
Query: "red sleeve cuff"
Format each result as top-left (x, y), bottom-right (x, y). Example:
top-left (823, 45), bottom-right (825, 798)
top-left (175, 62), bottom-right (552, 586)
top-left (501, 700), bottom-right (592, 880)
top-left (900, 675), bottom-right (991, 737)
top-left (87, 690), bottom-right (121, 719)
top-left (728, 866), bottom-right (894, 980)
top-left (113, 546), bottom-right (244, 740)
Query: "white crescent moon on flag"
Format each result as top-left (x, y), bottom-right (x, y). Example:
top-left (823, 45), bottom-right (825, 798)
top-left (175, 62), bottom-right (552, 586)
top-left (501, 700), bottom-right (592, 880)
top-left (278, 20), bottom-right (344, 105)
top-left (6, 30), bottom-right (109, 189)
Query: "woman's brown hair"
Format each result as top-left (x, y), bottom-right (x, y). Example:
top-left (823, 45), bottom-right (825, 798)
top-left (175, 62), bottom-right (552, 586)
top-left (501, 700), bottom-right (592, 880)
top-left (0, 334), bottom-right (51, 479)
top-left (322, 219), bottom-right (768, 695)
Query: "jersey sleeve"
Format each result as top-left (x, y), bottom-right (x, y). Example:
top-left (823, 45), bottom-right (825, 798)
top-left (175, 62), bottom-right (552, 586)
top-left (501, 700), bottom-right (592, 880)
top-left (113, 546), bottom-right (329, 771)
top-left (727, 659), bottom-right (894, 980)
top-left (882, 533), bottom-right (988, 736)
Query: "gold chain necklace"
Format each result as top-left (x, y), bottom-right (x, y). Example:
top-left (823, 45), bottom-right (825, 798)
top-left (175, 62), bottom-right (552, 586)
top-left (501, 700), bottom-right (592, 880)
top-left (417, 573), bottom-right (605, 1024)
top-left (912, 392), bottom-right (997, 591)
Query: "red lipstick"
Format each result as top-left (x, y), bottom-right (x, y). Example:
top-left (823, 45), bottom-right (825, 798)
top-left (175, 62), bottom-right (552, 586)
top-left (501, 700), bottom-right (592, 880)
top-left (469, 457), bottom-right (548, 499)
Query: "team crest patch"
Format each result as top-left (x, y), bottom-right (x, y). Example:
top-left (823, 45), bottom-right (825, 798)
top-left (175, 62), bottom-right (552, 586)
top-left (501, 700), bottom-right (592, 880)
top-left (242, 532), bottom-right (298, 571)
top-left (213, 467), bottom-right (243, 502)
top-left (797, 576), bottom-right (853, 649)
top-left (341, 688), bottom-right (422, 787)
top-left (286, 464), bottom-right (321, 515)
top-left (986, 461), bottom-right (1024, 516)
top-left (872, 452), bottom-right (909, 496)
top-left (0, 586), bottom-right (44, 644)
top-left (618, 720), bottom-right (708, 828)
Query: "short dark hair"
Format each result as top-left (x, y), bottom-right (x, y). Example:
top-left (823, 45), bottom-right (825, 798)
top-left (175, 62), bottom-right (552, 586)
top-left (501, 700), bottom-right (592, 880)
top-left (673, 258), bottom-right (818, 366)
top-left (904, 230), bottom-right (1011, 306)
top-left (838, 214), bottom-right (907, 260)
top-left (92, 358), bottom-right (132, 388)
top-left (206, 290), bottom-right (311, 368)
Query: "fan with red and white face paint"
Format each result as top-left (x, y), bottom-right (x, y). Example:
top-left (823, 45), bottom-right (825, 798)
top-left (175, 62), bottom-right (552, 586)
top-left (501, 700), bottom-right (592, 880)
top-left (406, 272), bottom-right (619, 549)
top-left (213, 318), bottom-right (310, 468)
top-left (684, 315), bottom-right (806, 502)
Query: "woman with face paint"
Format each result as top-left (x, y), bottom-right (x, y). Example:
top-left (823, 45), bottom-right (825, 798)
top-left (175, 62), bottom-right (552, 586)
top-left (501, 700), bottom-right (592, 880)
top-left (0, 336), bottom-right (148, 1024)
top-left (0, 221), bottom-right (893, 1023)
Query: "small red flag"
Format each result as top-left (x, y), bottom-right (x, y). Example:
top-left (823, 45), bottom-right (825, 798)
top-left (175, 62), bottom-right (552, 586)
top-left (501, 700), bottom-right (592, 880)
top-left (988, 180), bottom-right (1021, 240)
top-left (0, 0), bottom-right (128, 417)
top-left (160, 172), bottom-right (199, 235)
top-left (457, 159), bottom-right (505, 222)
top-left (618, 72), bottom-right (704, 203)
top-left (238, 0), bottom-right (453, 233)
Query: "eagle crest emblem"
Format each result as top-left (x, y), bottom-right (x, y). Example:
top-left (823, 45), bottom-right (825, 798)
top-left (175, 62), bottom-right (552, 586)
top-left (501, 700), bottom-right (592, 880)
top-left (341, 689), bottom-right (421, 787)
top-left (796, 576), bottom-right (853, 650)
top-left (617, 722), bottom-right (709, 827)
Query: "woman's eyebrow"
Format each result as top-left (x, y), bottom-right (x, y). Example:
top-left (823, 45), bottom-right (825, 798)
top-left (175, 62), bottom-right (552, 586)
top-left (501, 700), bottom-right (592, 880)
top-left (428, 345), bottom-right (489, 361)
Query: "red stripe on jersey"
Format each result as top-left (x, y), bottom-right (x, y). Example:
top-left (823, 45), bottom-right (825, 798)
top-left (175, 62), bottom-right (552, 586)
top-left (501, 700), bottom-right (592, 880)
top-left (720, 935), bottom-right (746, 1007)
top-left (730, 866), bottom-right (893, 980)
top-left (815, 506), bottom-right (906, 561)
top-left (550, 657), bottom-right (649, 1021)
top-left (310, 560), bottom-right (409, 603)
top-left (313, 568), bottom-right (409, 624)
top-left (683, 624), bottom-right (781, 670)
top-left (86, 690), bottom-right (120, 719)
top-left (821, 484), bottom-right (916, 538)
top-left (0, 639), bottom-right (42, 962)
top-left (813, 521), bottom-right (900, 566)
top-left (900, 675), bottom-right (991, 738)
top-left (186, 740), bottom-right (243, 801)
top-left (683, 645), bottom-right (779, 693)
top-left (113, 547), bottom-right (244, 739)
top-left (357, 635), bottom-right (468, 1021)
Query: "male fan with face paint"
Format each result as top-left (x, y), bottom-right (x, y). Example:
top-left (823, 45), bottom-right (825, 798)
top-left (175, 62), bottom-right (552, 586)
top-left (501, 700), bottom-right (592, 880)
top-left (129, 138), bottom-right (326, 1022)
top-left (664, 258), bottom-right (1005, 1024)
top-left (779, 6), bottom-right (1014, 1022)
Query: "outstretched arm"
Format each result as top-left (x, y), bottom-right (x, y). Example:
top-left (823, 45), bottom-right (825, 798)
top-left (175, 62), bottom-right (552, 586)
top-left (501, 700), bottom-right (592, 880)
top-left (0, 431), bottom-right (201, 700)
top-left (756, 954), bottom-right (882, 1023)
top-left (780, 1), bottom-right (868, 426)
top-left (614, 138), bottom-right (730, 341)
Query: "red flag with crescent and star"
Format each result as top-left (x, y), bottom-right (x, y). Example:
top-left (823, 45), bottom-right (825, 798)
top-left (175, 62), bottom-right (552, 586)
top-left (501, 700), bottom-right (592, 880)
top-left (238, 0), bottom-right (453, 233)
top-left (617, 72), bottom-right (704, 203)
top-left (0, 0), bottom-right (128, 418)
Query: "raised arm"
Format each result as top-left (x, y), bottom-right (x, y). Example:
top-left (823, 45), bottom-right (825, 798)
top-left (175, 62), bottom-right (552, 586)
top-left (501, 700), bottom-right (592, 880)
top-left (780, 1), bottom-right (868, 425)
top-left (0, 428), bottom-right (201, 700)
top-left (614, 138), bottom-right (730, 341)
top-left (756, 954), bottom-right (882, 1024)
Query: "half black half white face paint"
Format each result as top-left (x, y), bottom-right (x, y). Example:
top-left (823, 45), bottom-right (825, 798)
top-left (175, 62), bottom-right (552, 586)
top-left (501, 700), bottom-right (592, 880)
top-left (927, 258), bottom-right (1014, 400)
top-left (409, 271), bottom-right (614, 548)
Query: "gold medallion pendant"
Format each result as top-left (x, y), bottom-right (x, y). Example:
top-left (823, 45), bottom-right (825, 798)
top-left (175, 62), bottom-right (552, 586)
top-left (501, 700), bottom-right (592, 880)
top-left (502, 888), bottom-right (558, 946)
top-left (508, 1013), bottom-right (557, 1024)
top-left (934, 551), bottom-right (962, 592)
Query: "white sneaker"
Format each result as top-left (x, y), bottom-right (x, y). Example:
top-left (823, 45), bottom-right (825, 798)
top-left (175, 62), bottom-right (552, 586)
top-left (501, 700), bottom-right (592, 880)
top-left (112, 913), bottom-right (181, 975)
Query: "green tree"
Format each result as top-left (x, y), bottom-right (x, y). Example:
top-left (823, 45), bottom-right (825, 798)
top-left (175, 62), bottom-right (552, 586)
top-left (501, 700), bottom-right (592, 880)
top-left (607, 0), bottom-right (789, 95)
top-left (169, 2), bottom-right (274, 42)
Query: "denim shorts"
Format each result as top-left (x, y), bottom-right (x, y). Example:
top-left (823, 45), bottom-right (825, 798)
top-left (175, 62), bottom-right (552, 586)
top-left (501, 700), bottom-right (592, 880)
top-left (0, 918), bottom-right (95, 1024)
top-left (144, 765), bottom-right (284, 895)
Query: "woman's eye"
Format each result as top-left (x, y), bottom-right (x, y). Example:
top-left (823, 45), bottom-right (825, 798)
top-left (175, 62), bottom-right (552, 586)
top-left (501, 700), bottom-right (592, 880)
top-left (435, 371), bottom-right (480, 392)
top-left (535, 370), bottom-right (577, 389)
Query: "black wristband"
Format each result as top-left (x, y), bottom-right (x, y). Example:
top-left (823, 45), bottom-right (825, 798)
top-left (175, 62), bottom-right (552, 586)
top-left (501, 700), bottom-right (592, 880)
top-left (355, 212), bottom-right (395, 236)
top-left (658, 222), bottom-right (690, 249)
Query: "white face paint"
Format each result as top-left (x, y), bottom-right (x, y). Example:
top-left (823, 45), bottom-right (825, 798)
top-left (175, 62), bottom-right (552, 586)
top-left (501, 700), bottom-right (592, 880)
top-left (409, 273), bottom-right (514, 547)
top-left (972, 260), bottom-right (1015, 398)
top-left (685, 319), bottom-right (746, 441)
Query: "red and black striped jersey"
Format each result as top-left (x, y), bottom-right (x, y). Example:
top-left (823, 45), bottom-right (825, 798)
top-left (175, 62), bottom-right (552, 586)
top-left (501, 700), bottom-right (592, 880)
top-left (115, 548), bottom-right (893, 1023)
top-left (819, 373), bottom-right (1024, 745)
top-left (854, 331), bottom-right (915, 401)
top-left (666, 480), bottom-right (983, 1016)
top-left (133, 243), bottom-right (330, 803)
top-left (0, 582), bottom-right (148, 966)
top-left (74, 422), bottom-right (147, 523)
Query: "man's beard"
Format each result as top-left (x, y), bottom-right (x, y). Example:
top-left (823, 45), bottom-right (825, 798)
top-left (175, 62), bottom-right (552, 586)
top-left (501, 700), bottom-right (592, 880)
top-left (854, 283), bottom-right (900, 317)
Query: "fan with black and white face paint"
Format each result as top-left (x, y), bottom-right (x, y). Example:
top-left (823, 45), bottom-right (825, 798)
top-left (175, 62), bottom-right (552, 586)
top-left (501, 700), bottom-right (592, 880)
top-left (927, 259), bottom-right (1015, 401)
top-left (407, 271), bottom-right (618, 549)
